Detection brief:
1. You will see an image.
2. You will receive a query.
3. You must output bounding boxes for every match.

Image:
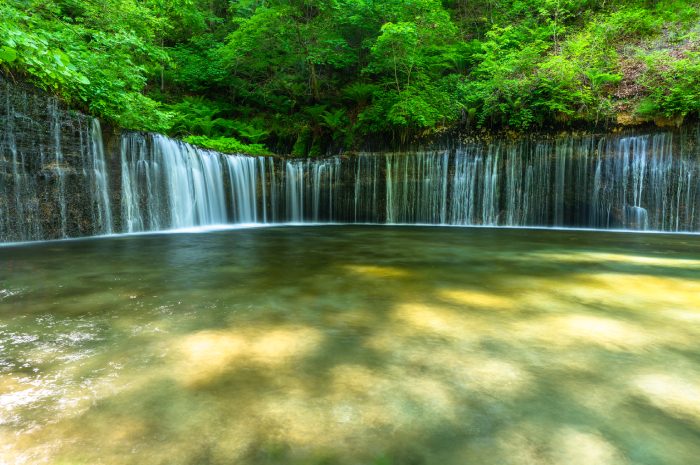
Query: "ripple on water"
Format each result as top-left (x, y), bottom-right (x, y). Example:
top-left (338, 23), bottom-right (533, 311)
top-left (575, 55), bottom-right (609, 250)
top-left (0, 288), bottom-right (24, 300)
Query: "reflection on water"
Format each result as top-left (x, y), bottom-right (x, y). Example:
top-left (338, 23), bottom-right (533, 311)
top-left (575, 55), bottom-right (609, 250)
top-left (1, 226), bottom-right (699, 465)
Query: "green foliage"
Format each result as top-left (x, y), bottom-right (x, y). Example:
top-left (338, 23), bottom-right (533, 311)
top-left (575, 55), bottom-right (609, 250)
top-left (2, 0), bottom-right (699, 154)
top-left (183, 135), bottom-right (271, 156)
top-left (369, 22), bottom-right (421, 92)
top-left (167, 97), bottom-right (271, 147)
top-left (320, 108), bottom-right (348, 138)
top-left (0, 46), bottom-right (18, 63)
top-left (638, 51), bottom-right (700, 118)
top-left (166, 97), bottom-right (233, 137)
top-left (457, 0), bottom-right (699, 129)
top-left (0, 0), bottom-right (171, 131)
top-left (291, 128), bottom-right (312, 158)
top-left (0, 6), bottom-right (90, 90)
top-left (166, 35), bottom-right (229, 93)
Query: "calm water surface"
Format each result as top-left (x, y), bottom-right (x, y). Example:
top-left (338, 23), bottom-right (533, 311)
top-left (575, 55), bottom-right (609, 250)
top-left (1, 226), bottom-right (700, 465)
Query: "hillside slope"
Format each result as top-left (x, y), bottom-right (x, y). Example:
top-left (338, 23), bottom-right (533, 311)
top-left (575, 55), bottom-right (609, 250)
top-left (1, 0), bottom-right (698, 155)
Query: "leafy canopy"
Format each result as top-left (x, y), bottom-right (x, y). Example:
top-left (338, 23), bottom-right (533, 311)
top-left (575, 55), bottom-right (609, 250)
top-left (2, 0), bottom-right (699, 154)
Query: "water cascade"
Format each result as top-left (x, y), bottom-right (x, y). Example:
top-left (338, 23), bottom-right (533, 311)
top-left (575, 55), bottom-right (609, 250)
top-left (49, 99), bottom-right (68, 237)
top-left (120, 133), bottom-right (229, 232)
top-left (225, 155), bottom-right (260, 223)
top-left (116, 129), bottom-right (698, 232)
top-left (1, 78), bottom-right (114, 242)
top-left (2, 76), bottom-right (700, 243)
top-left (273, 157), bottom-right (344, 223)
top-left (84, 119), bottom-right (113, 235)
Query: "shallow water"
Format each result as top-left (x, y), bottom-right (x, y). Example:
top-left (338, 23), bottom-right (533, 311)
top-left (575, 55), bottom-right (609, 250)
top-left (1, 226), bottom-right (700, 465)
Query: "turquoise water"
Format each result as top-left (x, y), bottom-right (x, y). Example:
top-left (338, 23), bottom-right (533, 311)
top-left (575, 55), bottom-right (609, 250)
top-left (1, 226), bottom-right (700, 465)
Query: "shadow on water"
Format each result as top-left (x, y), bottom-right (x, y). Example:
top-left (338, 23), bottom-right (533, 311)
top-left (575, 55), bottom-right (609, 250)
top-left (1, 226), bottom-right (700, 465)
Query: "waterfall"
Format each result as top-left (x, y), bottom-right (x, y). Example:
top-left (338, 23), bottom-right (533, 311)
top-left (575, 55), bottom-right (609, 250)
top-left (383, 152), bottom-right (452, 224)
top-left (285, 161), bottom-right (305, 222)
top-left (2, 76), bottom-right (700, 244)
top-left (120, 133), bottom-right (229, 231)
top-left (310, 157), bottom-right (342, 222)
top-left (84, 119), bottom-right (113, 235)
top-left (49, 99), bottom-right (68, 237)
top-left (225, 155), bottom-right (258, 223)
top-left (271, 157), bottom-right (345, 223)
top-left (344, 132), bottom-right (699, 231)
top-left (1, 77), bottom-right (113, 242)
top-left (450, 146), bottom-right (480, 224)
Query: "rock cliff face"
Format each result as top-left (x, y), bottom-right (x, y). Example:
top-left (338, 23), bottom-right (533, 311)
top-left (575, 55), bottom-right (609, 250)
top-left (2, 76), bottom-right (699, 243)
top-left (1, 77), bottom-right (114, 241)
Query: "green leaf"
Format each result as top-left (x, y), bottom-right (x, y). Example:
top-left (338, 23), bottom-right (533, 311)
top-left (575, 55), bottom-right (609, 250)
top-left (0, 46), bottom-right (17, 63)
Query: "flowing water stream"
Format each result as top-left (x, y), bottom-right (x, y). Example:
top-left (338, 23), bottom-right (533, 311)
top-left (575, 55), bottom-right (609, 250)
top-left (1, 226), bottom-right (699, 465)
